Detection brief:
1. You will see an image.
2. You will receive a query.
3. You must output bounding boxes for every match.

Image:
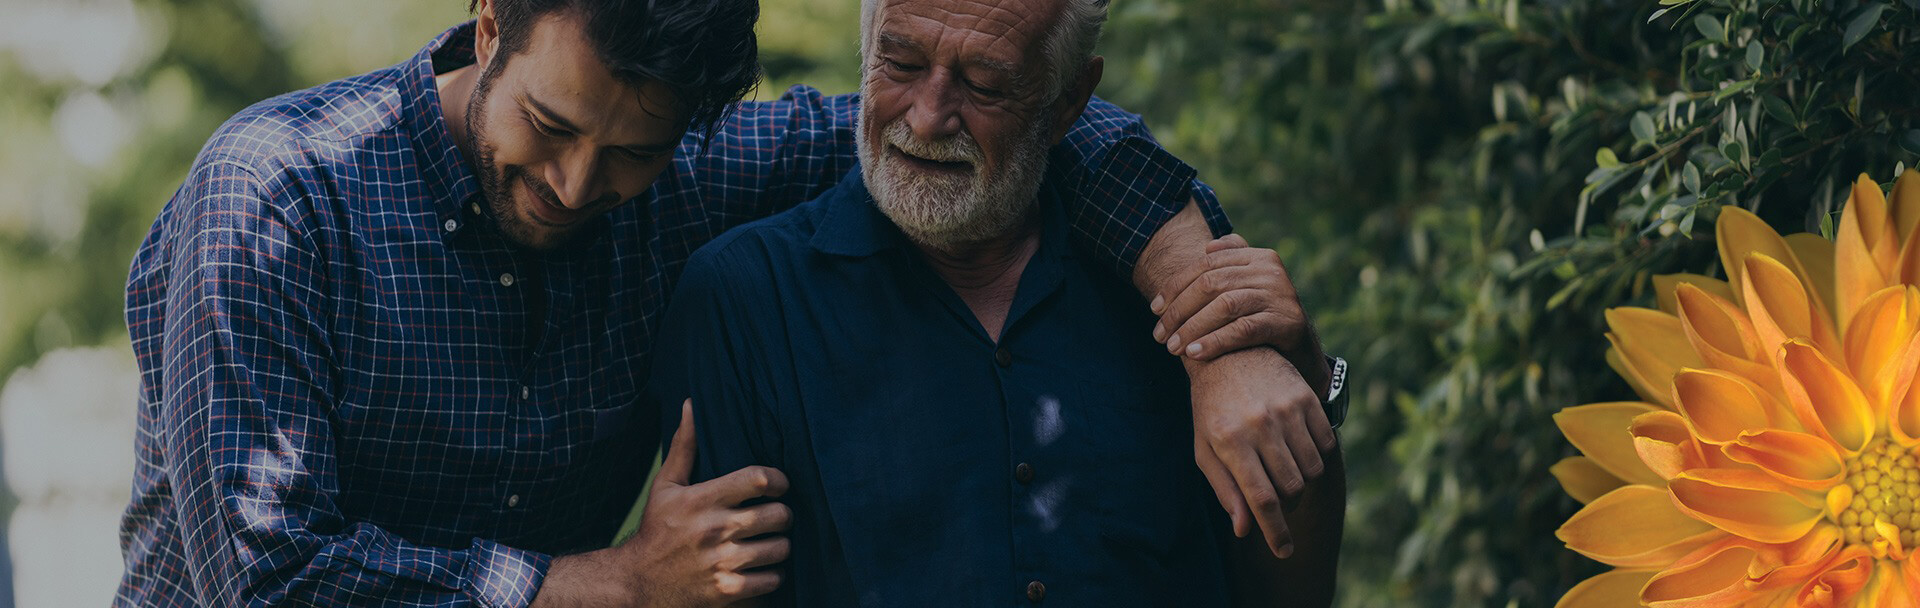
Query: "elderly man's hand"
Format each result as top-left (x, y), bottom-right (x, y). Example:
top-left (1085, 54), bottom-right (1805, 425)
top-left (1186, 347), bottom-right (1337, 558)
top-left (1150, 233), bottom-right (1337, 558)
top-left (1152, 235), bottom-right (1332, 396)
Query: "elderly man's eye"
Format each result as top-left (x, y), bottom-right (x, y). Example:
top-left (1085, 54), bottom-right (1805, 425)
top-left (885, 59), bottom-right (922, 72)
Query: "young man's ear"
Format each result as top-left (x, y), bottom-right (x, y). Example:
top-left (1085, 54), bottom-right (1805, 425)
top-left (473, 0), bottom-right (502, 71)
top-left (1046, 56), bottom-right (1105, 146)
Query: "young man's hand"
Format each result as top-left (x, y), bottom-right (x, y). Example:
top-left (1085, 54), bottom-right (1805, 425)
top-left (1152, 234), bottom-right (1332, 397)
top-left (533, 401), bottom-right (790, 607)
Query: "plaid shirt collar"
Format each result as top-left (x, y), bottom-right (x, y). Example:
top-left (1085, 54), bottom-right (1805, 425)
top-left (403, 22), bottom-right (483, 227)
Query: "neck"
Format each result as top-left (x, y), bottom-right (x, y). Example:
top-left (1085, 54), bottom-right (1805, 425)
top-left (435, 64), bottom-right (479, 170)
top-left (914, 215), bottom-right (1042, 342)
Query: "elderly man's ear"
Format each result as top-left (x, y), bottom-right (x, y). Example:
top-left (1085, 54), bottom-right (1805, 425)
top-left (1046, 56), bottom-right (1105, 145)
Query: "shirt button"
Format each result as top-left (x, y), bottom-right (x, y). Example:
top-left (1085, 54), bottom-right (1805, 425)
top-left (520, 386), bottom-right (530, 400)
top-left (1026, 580), bottom-right (1046, 602)
top-left (505, 494), bottom-right (521, 508)
top-left (994, 347), bottom-right (1013, 368)
top-left (1014, 462), bottom-right (1035, 485)
top-left (470, 203), bottom-right (483, 215)
top-left (499, 273), bottom-right (516, 287)
top-left (443, 218), bottom-right (459, 232)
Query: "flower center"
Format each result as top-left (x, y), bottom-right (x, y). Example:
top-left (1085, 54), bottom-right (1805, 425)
top-left (1835, 439), bottom-right (1920, 549)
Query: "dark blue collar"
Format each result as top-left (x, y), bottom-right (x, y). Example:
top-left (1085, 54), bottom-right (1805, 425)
top-left (808, 169), bottom-right (1075, 263)
top-left (400, 22), bottom-right (483, 224)
top-left (810, 168), bottom-right (1077, 339)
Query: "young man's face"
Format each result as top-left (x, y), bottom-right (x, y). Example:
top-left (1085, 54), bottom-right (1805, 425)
top-left (467, 9), bottom-right (685, 250)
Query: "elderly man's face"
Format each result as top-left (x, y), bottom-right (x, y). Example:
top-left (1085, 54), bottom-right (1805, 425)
top-left (858, 0), bottom-right (1084, 250)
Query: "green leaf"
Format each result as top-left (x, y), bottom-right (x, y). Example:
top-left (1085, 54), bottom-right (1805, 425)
top-left (1595, 147), bottom-right (1621, 169)
top-left (1722, 141), bottom-right (1745, 165)
top-left (1694, 14), bottom-right (1726, 43)
top-left (1843, 3), bottom-right (1887, 52)
top-left (1683, 162), bottom-right (1702, 193)
top-left (1745, 41), bottom-right (1763, 71)
top-left (1902, 130), bottom-right (1920, 156)
top-left (1630, 112), bottom-right (1656, 144)
top-left (1658, 0), bottom-right (1694, 5)
top-left (1762, 95), bottom-right (1795, 125)
top-left (1649, 7), bottom-right (1675, 22)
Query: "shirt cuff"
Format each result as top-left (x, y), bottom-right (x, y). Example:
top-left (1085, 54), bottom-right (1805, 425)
top-left (461, 538), bottom-right (552, 608)
top-left (1189, 179), bottom-right (1234, 239)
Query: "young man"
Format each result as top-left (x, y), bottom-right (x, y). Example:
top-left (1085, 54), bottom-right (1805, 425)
top-left (652, 0), bottom-right (1344, 605)
top-left (119, 0), bottom-right (1336, 606)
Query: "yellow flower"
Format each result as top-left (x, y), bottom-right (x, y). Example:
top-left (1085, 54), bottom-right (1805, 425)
top-left (1555, 172), bottom-right (1920, 607)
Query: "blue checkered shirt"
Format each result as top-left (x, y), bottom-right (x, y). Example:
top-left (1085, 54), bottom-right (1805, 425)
top-left (118, 22), bottom-right (1230, 608)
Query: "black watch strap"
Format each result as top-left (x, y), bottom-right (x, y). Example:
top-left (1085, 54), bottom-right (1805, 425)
top-left (1324, 355), bottom-right (1348, 429)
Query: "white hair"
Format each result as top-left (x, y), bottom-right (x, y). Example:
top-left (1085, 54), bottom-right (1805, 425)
top-left (860, 0), bottom-right (1108, 103)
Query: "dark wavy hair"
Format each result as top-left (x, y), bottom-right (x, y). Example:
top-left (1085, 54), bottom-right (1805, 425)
top-left (470, 0), bottom-right (761, 136)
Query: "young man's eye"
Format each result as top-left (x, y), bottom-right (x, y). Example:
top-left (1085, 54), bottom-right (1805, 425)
top-left (530, 117), bottom-right (571, 138)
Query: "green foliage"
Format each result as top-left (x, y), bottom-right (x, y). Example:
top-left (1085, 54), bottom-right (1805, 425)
top-left (1096, 0), bottom-right (1918, 605)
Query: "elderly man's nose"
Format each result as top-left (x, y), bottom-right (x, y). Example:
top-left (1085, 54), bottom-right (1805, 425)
top-left (906, 75), bottom-right (964, 141)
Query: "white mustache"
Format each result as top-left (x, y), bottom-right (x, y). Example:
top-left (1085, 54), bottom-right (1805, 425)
top-left (883, 120), bottom-right (981, 165)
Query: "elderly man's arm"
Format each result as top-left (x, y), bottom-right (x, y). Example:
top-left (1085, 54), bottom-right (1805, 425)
top-left (1130, 199), bottom-right (1338, 559)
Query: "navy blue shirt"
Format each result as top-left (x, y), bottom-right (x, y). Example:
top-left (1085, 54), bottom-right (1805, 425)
top-left (652, 170), bottom-right (1233, 606)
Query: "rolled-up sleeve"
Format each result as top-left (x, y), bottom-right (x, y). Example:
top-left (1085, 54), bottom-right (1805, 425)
top-left (157, 156), bottom-right (550, 608)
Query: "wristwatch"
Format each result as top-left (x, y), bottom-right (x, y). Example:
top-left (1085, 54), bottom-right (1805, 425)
top-left (1323, 355), bottom-right (1348, 429)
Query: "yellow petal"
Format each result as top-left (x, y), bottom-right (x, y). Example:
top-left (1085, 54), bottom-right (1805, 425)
top-left (1778, 340), bottom-right (1876, 454)
top-left (1742, 252), bottom-right (1842, 364)
top-left (1608, 307), bottom-right (1706, 402)
top-left (1551, 456), bottom-right (1628, 504)
top-left (1609, 346), bottom-right (1671, 409)
top-left (1785, 232), bottom-right (1839, 319)
top-left (1551, 567), bottom-right (1658, 606)
top-left (1787, 546), bottom-right (1872, 608)
top-left (1842, 285), bottom-right (1920, 407)
top-left (1893, 169), bottom-right (1920, 244)
top-left (1643, 541), bottom-right (1763, 607)
top-left (1721, 429), bottom-right (1846, 491)
top-left (1556, 569), bottom-right (1658, 608)
top-left (1654, 273), bottom-right (1736, 316)
top-left (1746, 524), bottom-right (1845, 592)
top-left (1675, 285), bottom-right (1783, 397)
top-left (1837, 174), bottom-right (1899, 334)
top-left (1632, 410), bottom-right (1707, 480)
top-left (1672, 368), bottom-right (1776, 444)
top-left (1863, 560), bottom-right (1919, 608)
top-left (1557, 402), bottom-right (1666, 487)
top-left (1668, 468), bottom-right (1823, 543)
top-left (1718, 206), bottom-right (1813, 313)
top-left (1558, 484), bottom-right (1723, 567)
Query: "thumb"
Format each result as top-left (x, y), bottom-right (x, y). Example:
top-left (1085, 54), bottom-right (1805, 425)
top-left (657, 399), bottom-right (696, 487)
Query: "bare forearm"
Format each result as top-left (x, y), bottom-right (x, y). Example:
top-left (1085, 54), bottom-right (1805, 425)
top-left (1227, 443), bottom-right (1345, 607)
top-left (1133, 198), bottom-right (1212, 301)
top-left (531, 550), bottom-right (644, 608)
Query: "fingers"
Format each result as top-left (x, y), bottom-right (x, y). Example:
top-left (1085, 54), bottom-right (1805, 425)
top-left (713, 570), bottom-right (783, 602)
top-left (658, 399), bottom-right (696, 486)
top-left (1224, 444), bottom-right (1297, 558)
top-left (1275, 404), bottom-right (1326, 484)
top-left (704, 465), bottom-right (791, 506)
top-left (1204, 233), bottom-right (1250, 253)
top-left (1195, 438), bottom-right (1253, 538)
top-left (721, 536), bottom-right (792, 571)
top-left (726, 501), bottom-right (794, 540)
top-left (1153, 249), bottom-right (1275, 349)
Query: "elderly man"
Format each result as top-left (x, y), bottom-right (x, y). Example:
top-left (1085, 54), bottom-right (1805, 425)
top-left (650, 0), bottom-right (1346, 604)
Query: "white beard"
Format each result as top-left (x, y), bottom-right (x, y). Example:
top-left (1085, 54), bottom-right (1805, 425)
top-left (856, 99), bottom-right (1052, 252)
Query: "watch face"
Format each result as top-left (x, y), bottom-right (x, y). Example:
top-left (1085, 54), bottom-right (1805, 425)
top-left (1325, 356), bottom-right (1349, 429)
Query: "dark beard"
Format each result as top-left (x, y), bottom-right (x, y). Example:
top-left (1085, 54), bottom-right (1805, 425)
top-left (464, 60), bottom-right (560, 251)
